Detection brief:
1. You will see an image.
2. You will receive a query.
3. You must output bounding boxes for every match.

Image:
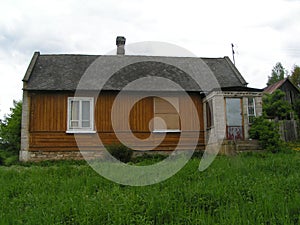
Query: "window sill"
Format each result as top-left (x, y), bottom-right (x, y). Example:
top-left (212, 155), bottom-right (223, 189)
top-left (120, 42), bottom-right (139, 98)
top-left (66, 130), bottom-right (97, 134)
top-left (152, 129), bottom-right (181, 133)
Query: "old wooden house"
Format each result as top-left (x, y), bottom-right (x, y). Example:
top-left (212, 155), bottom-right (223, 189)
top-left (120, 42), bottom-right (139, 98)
top-left (20, 38), bottom-right (263, 161)
top-left (264, 78), bottom-right (300, 110)
top-left (264, 78), bottom-right (300, 141)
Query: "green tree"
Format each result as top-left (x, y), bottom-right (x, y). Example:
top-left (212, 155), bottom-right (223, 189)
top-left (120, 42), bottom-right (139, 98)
top-left (267, 62), bottom-right (286, 86)
top-left (289, 64), bottom-right (300, 89)
top-left (0, 100), bottom-right (22, 153)
top-left (263, 90), bottom-right (292, 120)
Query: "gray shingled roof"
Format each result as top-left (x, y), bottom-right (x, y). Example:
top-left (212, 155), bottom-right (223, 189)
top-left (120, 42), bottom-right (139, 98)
top-left (23, 53), bottom-right (248, 92)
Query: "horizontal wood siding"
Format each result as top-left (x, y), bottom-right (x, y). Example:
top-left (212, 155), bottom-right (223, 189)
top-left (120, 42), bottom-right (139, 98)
top-left (28, 92), bottom-right (204, 152)
top-left (29, 131), bottom-right (205, 151)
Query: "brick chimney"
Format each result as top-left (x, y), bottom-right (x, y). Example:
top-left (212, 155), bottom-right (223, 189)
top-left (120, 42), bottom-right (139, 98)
top-left (116, 36), bottom-right (126, 55)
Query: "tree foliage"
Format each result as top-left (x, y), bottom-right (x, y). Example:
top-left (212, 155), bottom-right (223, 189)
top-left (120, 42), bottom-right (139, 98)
top-left (267, 62), bottom-right (286, 86)
top-left (0, 100), bottom-right (22, 153)
top-left (250, 90), bottom-right (293, 152)
top-left (249, 116), bottom-right (282, 153)
top-left (262, 90), bottom-right (292, 120)
top-left (289, 64), bottom-right (300, 89)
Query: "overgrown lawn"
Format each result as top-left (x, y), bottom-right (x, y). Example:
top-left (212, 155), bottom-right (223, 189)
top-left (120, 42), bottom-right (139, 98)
top-left (0, 152), bottom-right (299, 224)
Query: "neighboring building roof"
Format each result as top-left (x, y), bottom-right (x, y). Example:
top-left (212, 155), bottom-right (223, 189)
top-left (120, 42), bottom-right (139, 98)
top-left (264, 78), bottom-right (287, 94)
top-left (23, 52), bottom-right (251, 92)
top-left (264, 78), bottom-right (300, 94)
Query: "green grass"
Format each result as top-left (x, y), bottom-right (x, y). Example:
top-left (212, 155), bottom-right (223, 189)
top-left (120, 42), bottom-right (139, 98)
top-left (288, 140), bottom-right (300, 151)
top-left (0, 152), bottom-right (300, 224)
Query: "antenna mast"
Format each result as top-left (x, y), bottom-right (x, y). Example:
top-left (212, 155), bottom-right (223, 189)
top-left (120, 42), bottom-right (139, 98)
top-left (231, 43), bottom-right (236, 65)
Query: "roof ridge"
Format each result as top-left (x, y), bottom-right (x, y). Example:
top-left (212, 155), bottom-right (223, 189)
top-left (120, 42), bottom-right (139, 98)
top-left (39, 53), bottom-right (101, 56)
top-left (37, 53), bottom-right (227, 60)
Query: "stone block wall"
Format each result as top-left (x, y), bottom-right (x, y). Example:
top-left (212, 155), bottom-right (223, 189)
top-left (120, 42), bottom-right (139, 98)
top-left (20, 90), bottom-right (30, 161)
top-left (24, 151), bottom-right (105, 162)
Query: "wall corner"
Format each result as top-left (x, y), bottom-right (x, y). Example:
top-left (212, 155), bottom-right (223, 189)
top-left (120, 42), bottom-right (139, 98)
top-left (20, 90), bottom-right (30, 162)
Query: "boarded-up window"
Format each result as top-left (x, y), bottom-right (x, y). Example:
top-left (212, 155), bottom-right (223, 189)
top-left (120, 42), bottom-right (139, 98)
top-left (67, 97), bottom-right (94, 132)
top-left (247, 97), bottom-right (256, 124)
top-left (153, 97), bottom-right (180, 131)
top-left (206, 100), bottom-right (213, 129)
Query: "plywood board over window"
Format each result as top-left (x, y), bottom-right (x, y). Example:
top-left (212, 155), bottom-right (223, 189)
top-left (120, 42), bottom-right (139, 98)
top-left (153, 97), bottom-right (180, 132)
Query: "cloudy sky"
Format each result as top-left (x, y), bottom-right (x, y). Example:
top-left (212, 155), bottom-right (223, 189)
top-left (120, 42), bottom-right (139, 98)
top-left (0, 0), bottom-right (300, 118)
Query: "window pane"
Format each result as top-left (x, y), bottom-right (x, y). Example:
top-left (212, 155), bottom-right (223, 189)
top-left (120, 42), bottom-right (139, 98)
top-left (226, 98), bottom-right (242, 126)
top-left (82, 121), bottom-right (90, 128)
top-left (248, 107), bottom-right (255, 115)
top-left (247, 97), bottom-right (256, 124)
top-left (248, 97), bottom-right (254, 107)
top-left (70, 121), bottom-right (79, 128)
top-left (71, 101), bottom-right (79, 120)
top-left (82, 101), bottom-right (91, 121)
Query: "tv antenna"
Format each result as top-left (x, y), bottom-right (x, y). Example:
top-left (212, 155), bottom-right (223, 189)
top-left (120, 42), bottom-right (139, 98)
top-left (231, 43), bottom-right (236, 65)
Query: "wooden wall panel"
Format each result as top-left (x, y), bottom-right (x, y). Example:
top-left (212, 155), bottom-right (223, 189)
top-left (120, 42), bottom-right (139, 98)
top-left (94, 93), bottom-right (153, 132)
top-left (30, 93), bottom-right (68, 132)
top-left (129, 96), bottom-right (153, 132)
top-left (179, 93), bottom-right (204, 131)
top-left (28, 91), bottom-right (204, 152)
top-left (94, 93), bottom-right (114, 131)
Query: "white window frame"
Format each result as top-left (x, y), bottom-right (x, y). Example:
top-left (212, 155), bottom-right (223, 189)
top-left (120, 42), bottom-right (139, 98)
top-left (153, 97), bottom-right (181, 133)
top-left (247, 97), bottom-right (256, 124)
top-left (66, 97), bottom-right (95, 133)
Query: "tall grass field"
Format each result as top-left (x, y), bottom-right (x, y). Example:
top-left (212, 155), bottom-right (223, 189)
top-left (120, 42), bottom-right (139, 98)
top-left (0, 152), bottom-right (299, 224)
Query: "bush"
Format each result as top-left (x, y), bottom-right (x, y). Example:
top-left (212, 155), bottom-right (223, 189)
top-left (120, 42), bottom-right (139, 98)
top-left (263, 90), bottom-right (292, 120)
top-left (0, 153), bottom-right (3, 166)
top-left (106, 143), bottom-right (133, 163)
top-left (249, 116), bottom-right (285, 153)
top-left (130, 153), bottom-right (168, 165)
top-left (0, 149), bottom-right (19, 166)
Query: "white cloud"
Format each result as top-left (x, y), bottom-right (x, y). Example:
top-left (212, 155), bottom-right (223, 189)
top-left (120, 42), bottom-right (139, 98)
top-left (0, 0), bottom-right (300, 118)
